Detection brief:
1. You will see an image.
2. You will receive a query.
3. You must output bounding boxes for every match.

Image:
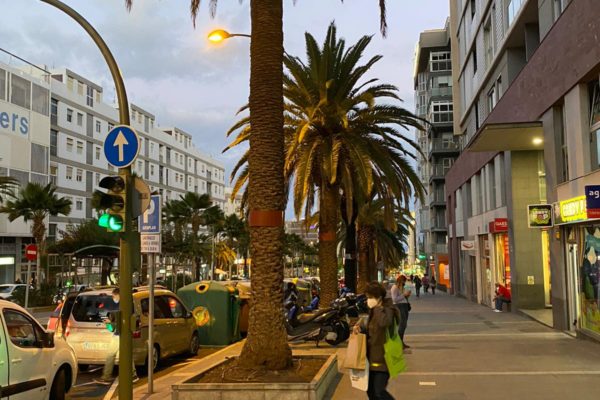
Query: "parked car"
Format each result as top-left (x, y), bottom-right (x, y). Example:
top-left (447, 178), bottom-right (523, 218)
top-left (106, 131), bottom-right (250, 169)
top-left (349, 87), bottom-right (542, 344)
top-left (0, 299), bottom-right (77, 399)
top-left (0, 284), bottom-right (29, 301)
top-left (57, 287), bottom-right (199, 372)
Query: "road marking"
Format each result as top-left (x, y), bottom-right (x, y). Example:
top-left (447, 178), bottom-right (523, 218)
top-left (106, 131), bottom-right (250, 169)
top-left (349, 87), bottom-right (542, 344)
top-left (419, 381), bottom-right (437, 386)
top-left (72, 381), bottom-right (101, 388)
top-left (406, 332), bottom-right (571, 339)
top-left (404, 371), bottom-right (600, 376)
top-left (103, 378), bottom-right (119, 400)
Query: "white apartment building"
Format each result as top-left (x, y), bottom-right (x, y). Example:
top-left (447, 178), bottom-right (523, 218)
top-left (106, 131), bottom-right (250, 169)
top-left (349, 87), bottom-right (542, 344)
top-left (224, 187), bottom-right (243, 217)
top-left (0, 59), bottom-right (226, 283)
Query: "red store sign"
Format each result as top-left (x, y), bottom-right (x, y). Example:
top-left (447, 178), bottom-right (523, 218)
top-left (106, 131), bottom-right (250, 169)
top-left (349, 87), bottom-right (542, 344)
top-left (489, 218), bottom-right (509, 233)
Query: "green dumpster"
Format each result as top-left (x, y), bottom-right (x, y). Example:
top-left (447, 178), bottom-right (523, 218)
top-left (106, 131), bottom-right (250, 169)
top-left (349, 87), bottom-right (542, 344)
top-left (177, 281), bottom-right (241, 346)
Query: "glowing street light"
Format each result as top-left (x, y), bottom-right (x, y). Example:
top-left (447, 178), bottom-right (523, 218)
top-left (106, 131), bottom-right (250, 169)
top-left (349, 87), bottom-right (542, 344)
top-left (207, 29), bottom-right (251, 43)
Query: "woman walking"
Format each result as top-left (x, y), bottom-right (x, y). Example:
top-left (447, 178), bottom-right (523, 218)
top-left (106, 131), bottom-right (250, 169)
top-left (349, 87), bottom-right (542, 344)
top-left (391, 275), bottom-right (411, 349)
top-left (354, 282), bottom-right (399, 400)
top-left (414, 275), bottom-right (422, 297)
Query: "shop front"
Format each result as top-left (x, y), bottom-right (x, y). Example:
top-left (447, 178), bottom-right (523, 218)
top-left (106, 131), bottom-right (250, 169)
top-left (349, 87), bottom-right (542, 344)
top-left (555, 195), bottom-right (600, 339)
top-left (489, 218), bottom-right (511, 291)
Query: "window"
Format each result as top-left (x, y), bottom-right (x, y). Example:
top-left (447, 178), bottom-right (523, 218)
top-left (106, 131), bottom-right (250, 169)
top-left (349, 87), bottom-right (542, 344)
top-left (475, 98), bottom-right (480, 130)
top-left (77, 112), bottom-right (83, 126)
top-left (138, 112), bottom-right (142, 123)
top-left (553, 0), bottom-right (568, 22)
top-left (430, 101), bottom-right (454, 123)
top-left (95, 146), bottom-right (101, 160)
top-left (472, 49), bottom-right (478, 75)
top-left (67, 108), bottom-right (73, 123)
top-left (32, 84), bottom-right (49, 115)
top-left (10, 74), bottom-right (31, 109)
top-left (0, 68), bottom-right (5, 101)
top-left (430, 51), bottom-right (451, 72)
top-left (3, 310), bottom-right (44, 348)
top-left (86, 86), bottom-right (94, 107)
top-left (72, 294), bottom-right (118, 323)
top-left (483, 19), bottom-right (493, 68)
top-left (96, 120), bottom-right (101, 133)
top-left (67, 76), bottom-right (74, 91)
top-left (150, 142), bottom-right (154, 154)
top-left (50, 130), bottom-right (58, 156)
top-left (66, 138), bottom-right (73, 152)
top-left (76, 169), bottom-right (83, 182)
top-left (51, 98), bottom-right (58, 120)
top-left (166, 296), bottom-right (186, 318)
top-left (487, 85), bottom-right (497, 112)
top-left (507, 0), bottom-right (524, 26)
top-left (49, 223), bottom-right (57, 237)
top-left (589, 80), bottom-right (600, 170)
top-left (95, 173), bottom-right (100, 185)
top-left (470, 0), bottom-right (476, 18)
top-left (76, 141), bottom-right (84, 155)
top-left (66, 166), bottom-right (73, 180)
top-left (150, 165), bottom-right (155, 175)
top-left (76, 200), bottom-right (83, 211)
top-left (96, 91), bottom-right (101, 103)
top-left (108, 123), bottom-right (114, 131)
top-left (77, 81), bottom-right (84, 96)
top-left (31, 143), bottom-right (48, 174)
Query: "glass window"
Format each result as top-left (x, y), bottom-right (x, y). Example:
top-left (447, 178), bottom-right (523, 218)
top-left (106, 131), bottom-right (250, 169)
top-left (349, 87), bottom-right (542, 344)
top-left (71, 294), bottom-right (119, 323)
top-left (0, 68), bottom-right (5, 101)
top-left (66, 138), bottom-right (73, 152)
top-left (108, 123), bottom-right (114, 131)
top-left (32, 84), bottom-right (49, 116)
top-left (86, 86), bottom-right (94, 107)
top-left (67, 76), bottom-right (74, 91)
top-left (76, 169), bottom-right (83, 182)
top-left (95, 173), bottom-right (100, 185)
top-left (507, 0), bottom-right (524, 26)
top-left (166, 296), bottom-right (186, 318)
top-left (430, 51), bottom-right (451, 72)
top-left (96, 120), bottom-right (101, 133)
top-left (50, 130), bottom-right (58, 157)
top-left (3, 310), bottom-right (43, 348)
top-left (154, 296), bottom-right (174, 319)
top-left (66, 166), bottom-right (73, 180)
top-left (30, 143), bottom-right (48, 174)
top-left (592, 127), bottom-right (600, 171)
top-left (76, 141), bottom-right (84, 155)
top-left (51, 98), bottom-right (58, 120)
top-left (95, 146), bottom-right (101, 160)
top-left (580, 226), bottom-right (600, 335)
top-left (10, 74), bottom-right (31, 109)
top-left (76, 200), bottom-right (83, 211)
top-left (77, 113), bottom-right (83, 126)
top-left (67, 108), bottom-right (73, 123)
top-left (77, 81), bottom-right (84, 96)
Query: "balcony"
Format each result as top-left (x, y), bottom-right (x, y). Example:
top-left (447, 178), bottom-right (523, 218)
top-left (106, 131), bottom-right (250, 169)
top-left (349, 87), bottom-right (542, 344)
top-left (429, 138), bottom-right (461, 155)
top-left (431, 243), bottom-right (448, 254)
top-left (430, 215), bottom-right (447, 231)
top-left (428, 191), bottom-right (446, 207)
top-left (429, 164), bottom-right (451, 181)
top-left (429, 86), bottom-right (453, 99)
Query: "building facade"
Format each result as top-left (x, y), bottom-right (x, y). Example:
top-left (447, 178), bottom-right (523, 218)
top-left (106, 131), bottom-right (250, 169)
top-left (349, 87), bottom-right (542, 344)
top-left (413, 21), bottom-right (461, 289)
top-left (0, 59), bottom-right (226, 284)
top-left (447, 0), bottom-right (600, 341)
top-left (224, 187), bottom-right (243, 217)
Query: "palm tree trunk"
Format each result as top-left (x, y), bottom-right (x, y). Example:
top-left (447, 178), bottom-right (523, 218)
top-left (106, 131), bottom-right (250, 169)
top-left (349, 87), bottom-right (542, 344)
top-left (238, 0), bottom-right (291, 370)
top-left (318, 183), bottom-right (340, 306)
top-left (357, 224), bottom-right (370, 294)
top-left (344, 220), bottom-right (357, 293)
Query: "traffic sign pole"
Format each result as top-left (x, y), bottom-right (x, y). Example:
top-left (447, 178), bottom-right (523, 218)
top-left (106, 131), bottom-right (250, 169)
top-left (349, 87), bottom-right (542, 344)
top-left (148, 253), bottom-right (155, 394)
top-left (25, 260), bottom-right (31, 309)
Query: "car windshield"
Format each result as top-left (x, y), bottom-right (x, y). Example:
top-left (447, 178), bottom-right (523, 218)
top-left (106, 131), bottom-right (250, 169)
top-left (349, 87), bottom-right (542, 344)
top-left (0, 285), bottom-right (14, 293)
top-left (71, 294), bottom-right (119, 323)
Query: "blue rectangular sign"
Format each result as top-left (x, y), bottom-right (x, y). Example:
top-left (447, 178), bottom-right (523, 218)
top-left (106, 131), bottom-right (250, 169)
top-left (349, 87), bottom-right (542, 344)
top-left (139, 195), bottom-right (161, 234)
top-left (586, 185), bottom-right (600, 210)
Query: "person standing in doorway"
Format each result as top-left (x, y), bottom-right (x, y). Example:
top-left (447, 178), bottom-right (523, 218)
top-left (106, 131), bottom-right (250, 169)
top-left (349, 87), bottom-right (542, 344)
top-left (430, 275), bottom-right (437, 295)
top-left (414, 275), bottom-right (422, 297)
top-left (354, 282), bottom-right (399, 400)
top-left (391, 275), bottom-right (411, 349)
top-left (422, 274), bottom-right (430, 294)
top-left (493, 283), bottom-right (512, 312)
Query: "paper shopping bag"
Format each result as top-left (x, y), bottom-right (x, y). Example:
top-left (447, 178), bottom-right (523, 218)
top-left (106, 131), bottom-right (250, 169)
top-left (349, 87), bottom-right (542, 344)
top-left (343, 332), bottom-right (367, 370)
top-left (349, 360), bottom-right (369, 391)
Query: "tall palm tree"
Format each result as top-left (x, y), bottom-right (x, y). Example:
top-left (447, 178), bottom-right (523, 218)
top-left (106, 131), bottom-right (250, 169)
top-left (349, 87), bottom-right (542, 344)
top-left (223, 214), bottom-right (250, 276)
top-left (0, 183), bottom-right (71, 283)
top-left (0, 176), bottom-right (18, 203)
top-left (127, 0), bottom-right (390, 373)
top-left (227, 23), bottom-right (424, 305)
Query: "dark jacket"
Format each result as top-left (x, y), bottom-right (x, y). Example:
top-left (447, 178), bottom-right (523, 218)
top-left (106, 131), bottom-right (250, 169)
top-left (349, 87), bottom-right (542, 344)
top-left (361, 298), bottom-right (399, 372)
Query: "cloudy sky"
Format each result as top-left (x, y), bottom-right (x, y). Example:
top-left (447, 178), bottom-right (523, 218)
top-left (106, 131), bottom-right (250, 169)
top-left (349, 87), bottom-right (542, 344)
top-left (1, 0), bottom-right (449, 211)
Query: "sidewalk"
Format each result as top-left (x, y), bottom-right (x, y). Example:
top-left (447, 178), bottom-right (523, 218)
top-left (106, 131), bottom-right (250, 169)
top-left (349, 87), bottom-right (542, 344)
top-left (333, 290), bottom-right (600, 400)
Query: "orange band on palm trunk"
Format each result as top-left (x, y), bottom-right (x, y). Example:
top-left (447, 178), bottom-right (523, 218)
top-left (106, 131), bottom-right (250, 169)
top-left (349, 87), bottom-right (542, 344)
top-left (248, 210), bottom-right (284, 227)
top-left (319, 231), bottom-right (336, 242)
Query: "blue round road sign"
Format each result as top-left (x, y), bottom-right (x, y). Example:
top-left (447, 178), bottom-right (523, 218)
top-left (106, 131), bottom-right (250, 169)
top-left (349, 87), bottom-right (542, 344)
top-left (104, 125), bottom-right (140, 168)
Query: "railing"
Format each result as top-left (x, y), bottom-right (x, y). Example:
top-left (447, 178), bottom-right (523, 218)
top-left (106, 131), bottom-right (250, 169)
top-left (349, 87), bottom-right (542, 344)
top-left (430, 164), bottom-right (452, 179)
top-left (429, 138), bottom-right (461, 153)
top-left (428, 192), bottom-right (446, 204)
top-left (429, 86), bottom-right (453, 98)
top-left (430, 215), bottom-right (447, 230)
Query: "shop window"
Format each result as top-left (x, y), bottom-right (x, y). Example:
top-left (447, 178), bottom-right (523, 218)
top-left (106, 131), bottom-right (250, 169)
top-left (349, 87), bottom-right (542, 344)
top-left (589, 80), bottom-right (600, 171)
top-left (580, 226), bottom-right (600, 335)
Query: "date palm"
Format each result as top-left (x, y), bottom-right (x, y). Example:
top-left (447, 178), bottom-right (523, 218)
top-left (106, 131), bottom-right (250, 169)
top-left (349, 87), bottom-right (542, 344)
top-left (126, 0), bottom-right (390, 372)
top-left (0, 182), bottom-right (71, 283)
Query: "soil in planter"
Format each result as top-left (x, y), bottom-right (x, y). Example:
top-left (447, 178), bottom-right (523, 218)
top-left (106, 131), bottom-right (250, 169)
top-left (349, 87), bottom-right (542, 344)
top-left (190, 357), bottom-right (327, 384)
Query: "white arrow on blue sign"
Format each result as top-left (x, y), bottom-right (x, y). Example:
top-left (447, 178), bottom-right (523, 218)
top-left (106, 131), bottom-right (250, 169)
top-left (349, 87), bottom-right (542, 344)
top-left (104, 125), bottom-right (140, 168)
top-left (139, 195), bottom-right (161, 234)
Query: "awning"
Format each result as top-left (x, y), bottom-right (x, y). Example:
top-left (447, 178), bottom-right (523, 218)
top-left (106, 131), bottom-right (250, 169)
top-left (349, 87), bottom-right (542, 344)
top-left (468, 122), bottom-right (544, 152)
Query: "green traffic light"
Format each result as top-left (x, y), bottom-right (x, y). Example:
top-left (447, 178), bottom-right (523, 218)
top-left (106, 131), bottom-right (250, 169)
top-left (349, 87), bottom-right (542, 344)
top-left (98, 214), bottom-right (123, 232)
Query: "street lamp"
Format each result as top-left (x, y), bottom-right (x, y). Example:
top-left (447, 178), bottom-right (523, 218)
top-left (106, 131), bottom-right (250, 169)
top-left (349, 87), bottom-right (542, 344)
top-left (207, 29), bottom-right (251, 43)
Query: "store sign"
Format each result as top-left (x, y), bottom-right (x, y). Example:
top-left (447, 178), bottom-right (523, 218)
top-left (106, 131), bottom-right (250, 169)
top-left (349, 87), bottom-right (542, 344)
top-left (528, 204), bottom-right (553, 228)
top-left (489, 218), bottom-right (508, 233)
top-left (460, 240), bottom-right (475, 251)
top-left (585, 185), bottom-right (600, 219)
top-left (555, 196), bottom-right (587, 225)
top-left (141, 234), bottom-right (161, 254)
top-left (0, 108), bottom-right (29, 136)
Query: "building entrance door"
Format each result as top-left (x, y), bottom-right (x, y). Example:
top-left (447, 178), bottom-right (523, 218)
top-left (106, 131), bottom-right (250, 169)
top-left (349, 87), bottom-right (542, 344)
top-left (480, 236), bottom-right (492, 307)
top-left (566, 242), bottom-right (580, 332)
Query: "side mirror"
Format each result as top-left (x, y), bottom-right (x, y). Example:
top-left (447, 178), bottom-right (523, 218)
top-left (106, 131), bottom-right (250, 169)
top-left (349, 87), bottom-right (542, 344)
top-left (39, 331), bottom-right (55, 348)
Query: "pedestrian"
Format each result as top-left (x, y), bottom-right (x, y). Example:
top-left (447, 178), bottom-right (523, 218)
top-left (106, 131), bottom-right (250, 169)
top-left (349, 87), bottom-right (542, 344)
top-left (493, 283), bottom-right (511, 312)
top-left (430, 275), bottom-right (437, 295)
top-left (354, 281), bottom-right (399, 400)
top-left (414, 275), bottom-right (422, 297)
top-left (422, 274), bottom-right (430, 294)
top-left (409, 274), bottom-right (414, 283)
top-left (95, 288), bottom-right (139, 385)
top-left (391, 275), bottom-right (411, 349)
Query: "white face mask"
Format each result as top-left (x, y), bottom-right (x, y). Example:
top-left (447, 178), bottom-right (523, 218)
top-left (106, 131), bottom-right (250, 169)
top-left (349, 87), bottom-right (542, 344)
top-left (367, 298), bottom-right (379, 309)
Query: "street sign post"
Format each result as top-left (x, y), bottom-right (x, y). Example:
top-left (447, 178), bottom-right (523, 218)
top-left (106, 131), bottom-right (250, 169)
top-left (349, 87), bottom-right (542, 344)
top-left (138, 194), bottom-right (161, 394)
top-left (24, 244), bottom-right (36, 309)
top-left (104, 125), bottom-right (140, 168)
top-left (585, 185), bottom-right (600, 219)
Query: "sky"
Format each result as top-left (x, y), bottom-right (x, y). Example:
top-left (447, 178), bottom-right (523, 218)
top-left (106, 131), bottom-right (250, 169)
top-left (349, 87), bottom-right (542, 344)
top-left (1, 0), bottom-right (450, 215)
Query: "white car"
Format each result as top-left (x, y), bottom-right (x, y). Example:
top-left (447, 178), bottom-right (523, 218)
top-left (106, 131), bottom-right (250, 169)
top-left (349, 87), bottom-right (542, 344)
top-left (0, 299), bottom-right (77, 399)
top-left (0, 284), bottom-right (29, 300)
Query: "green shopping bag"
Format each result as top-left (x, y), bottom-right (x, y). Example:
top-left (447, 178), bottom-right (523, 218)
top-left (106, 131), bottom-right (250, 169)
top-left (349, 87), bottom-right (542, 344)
top-left (384, 322), bottom-right (407, 378)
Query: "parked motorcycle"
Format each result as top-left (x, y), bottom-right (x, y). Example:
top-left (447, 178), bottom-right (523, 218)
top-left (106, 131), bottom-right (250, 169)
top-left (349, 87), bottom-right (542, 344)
top-left (284, 296), bottom-right (350, 346)
top-left (341, 292), bottom-right (368, 317)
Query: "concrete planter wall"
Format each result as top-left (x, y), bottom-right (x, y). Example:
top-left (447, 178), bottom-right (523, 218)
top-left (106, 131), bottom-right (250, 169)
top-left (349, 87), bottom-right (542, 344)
top-left (171, 354), bottom-right (338, 400)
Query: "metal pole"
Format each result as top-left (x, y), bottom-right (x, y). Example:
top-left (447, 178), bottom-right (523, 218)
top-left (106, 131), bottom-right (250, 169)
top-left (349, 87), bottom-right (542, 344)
top-left (211, 229), bottom-right (215, 280)
top-left (38, 2), bottom-right (135, 398)
top-left (148, 253), bottom-right (155, 394)
top-left (25, 260), bottom-right (31, 309)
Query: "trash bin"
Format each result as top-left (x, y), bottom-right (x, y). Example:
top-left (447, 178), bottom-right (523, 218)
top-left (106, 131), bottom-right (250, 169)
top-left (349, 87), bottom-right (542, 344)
top-left (177, 281), bottom-right (241, 346)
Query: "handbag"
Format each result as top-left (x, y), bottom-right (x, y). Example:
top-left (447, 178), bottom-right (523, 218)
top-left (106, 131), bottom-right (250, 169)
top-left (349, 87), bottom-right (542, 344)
top-left (384, 322), bottom-right (407, 379)
top-left (343, 332), bottom-right (367, 370)
top-left (349, 360), bottom-right (369, 391)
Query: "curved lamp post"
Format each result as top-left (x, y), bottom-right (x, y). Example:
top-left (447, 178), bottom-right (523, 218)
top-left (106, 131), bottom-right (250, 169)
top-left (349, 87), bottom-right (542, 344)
top-left (207, 29), bottom-right (251, 43)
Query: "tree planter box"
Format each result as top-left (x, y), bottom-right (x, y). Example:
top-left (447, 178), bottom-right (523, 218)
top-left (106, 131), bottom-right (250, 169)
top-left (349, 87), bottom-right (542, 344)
top-left (171, 354), bottom-right (338, 400)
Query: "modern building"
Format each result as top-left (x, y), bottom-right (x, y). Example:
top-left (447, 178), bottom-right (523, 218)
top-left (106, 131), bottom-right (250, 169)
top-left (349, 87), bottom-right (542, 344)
top-left (284, 220), bottom-right (318, 246)
top-left (0, 58), bottom-right (226, 284)
top-left (413, 20), bottom-right (461, 289)
top-left (224, 187), bottom-right (244, 217)
top-left (447, 0), bottom-right (600, 341)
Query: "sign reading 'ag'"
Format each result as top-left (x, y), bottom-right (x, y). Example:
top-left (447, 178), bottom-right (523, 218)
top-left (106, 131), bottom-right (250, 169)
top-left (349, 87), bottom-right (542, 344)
top-left (104, 125), bottom-right (140, 168)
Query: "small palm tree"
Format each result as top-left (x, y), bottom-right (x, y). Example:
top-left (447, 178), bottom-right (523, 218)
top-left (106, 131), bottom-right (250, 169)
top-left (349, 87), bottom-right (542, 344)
top-left (0, 176), bottom-right (18, 203)
top-left (0, 183), bottom-right (71, 283)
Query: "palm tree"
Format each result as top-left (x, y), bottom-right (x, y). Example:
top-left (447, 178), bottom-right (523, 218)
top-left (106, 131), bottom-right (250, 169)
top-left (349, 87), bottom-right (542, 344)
top-left (223, 214), bottom-right (250, 277)
top-left (227, 23), bottom-right (424, 305)
top-left (0, 183), bottom-right (71, 283)
top-left (127, 0), bottom-right (390, 373)
top-left (0, 176), bottom-right (18, 203)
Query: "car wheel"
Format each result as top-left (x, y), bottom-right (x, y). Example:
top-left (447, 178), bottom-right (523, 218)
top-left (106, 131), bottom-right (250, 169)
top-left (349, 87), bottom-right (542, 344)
top-left (49, 368), bottom-right (66, 400)
top-left (325, 323), bottom-right (346, 346)
top-left (189, 332), bottom-right (200, 356)
top-left (145, 344), bottom-right (160, 373)
top-left (78, 364), bottom-right (90, 372)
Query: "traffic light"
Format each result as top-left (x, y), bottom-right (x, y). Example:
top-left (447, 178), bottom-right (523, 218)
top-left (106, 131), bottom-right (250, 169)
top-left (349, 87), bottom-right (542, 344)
top-left (106, 310), bottom-right (121, 334)
top-left (95, 175), bottom-right (126, 232)
top-left (418, 253), bottom-right (427, 260)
